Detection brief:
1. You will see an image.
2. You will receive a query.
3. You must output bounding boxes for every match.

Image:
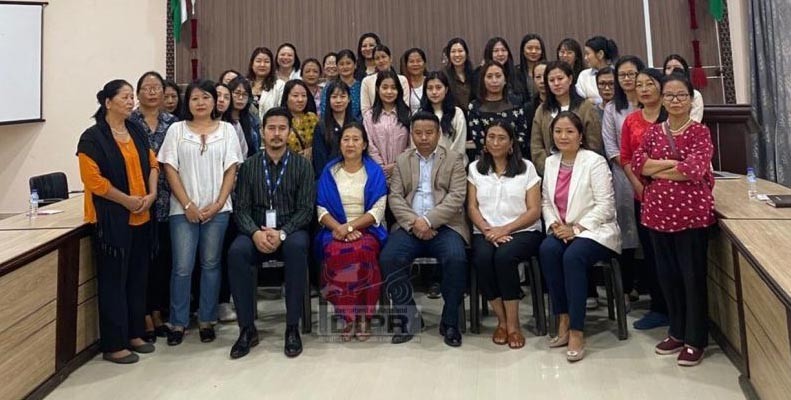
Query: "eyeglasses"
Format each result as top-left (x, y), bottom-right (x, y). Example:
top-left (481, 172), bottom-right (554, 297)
top-left (617, 72), bottom-right (638, 80)
top-left (663, 93), bottom-right (690, 102)
top-left (232, 91), bottom-right (249, 99)
top-left (597, 82), bottom-right (615, 88)
top-left (140, 86), bottom-right (163, 94)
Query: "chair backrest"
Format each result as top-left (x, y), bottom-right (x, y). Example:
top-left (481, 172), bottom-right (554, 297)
top-left (29, 172), bottom-right (68, 202)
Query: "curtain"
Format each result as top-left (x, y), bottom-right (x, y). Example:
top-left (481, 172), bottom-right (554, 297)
top-left (750, 0), bottom-right (791, 185)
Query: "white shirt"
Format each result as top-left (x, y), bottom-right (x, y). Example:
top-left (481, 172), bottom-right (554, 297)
top-left (158, 121), bottom-right (243, 216)
top-left (575, 68), bottom-right (602, 104)
top-left (691, 89), bottom-right (704, 122)
top-left (408, 84), bottom-right (423, 115)
top-left (468, 159), bottom-right (542, 234)
top-left (434, 107), bottom-right (468, 158)
top-left (258, 79), bottom-right (285, 121)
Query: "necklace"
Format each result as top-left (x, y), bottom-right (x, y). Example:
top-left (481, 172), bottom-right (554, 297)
top-left (110, 127), bottom-right (128, 135)
top-left (560, 160), bottom-right (575, 168)
top-left (668, 118), bottom-right (692, 133)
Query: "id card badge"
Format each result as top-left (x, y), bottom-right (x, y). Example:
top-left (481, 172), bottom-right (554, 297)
top-left (265, 209), bottom-right (277, 228)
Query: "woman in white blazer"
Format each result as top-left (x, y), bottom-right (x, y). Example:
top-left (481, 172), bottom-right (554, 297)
top-left (539, 111), bottom-right (621, 362)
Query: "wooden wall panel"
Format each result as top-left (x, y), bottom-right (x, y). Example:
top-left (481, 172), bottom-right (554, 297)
top-left (0, 251), bottom-right (57, 334)
top-left (0, 304), bottom-right (57, 400)
top-left (75, 297), bottom-right (99, 353)
top-left (78, 237), bottom-right (94, 285)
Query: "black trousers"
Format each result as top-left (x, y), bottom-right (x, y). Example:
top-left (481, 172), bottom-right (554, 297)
top-left (227, 230), bottom-right (309, 328)
top-left (147, 220), bottom-right (171, 314)
top-left (650, 227), bottom-right (709, 348)
top-left (96, 223), bottom-right (151, 353)
top-left (635, 201), bottom-right (668, 314)
top-left (472, 231), bottom-right (543, 301)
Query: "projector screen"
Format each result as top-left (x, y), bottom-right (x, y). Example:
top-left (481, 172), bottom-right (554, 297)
top-left (0, 2), bottom-right (44, 125)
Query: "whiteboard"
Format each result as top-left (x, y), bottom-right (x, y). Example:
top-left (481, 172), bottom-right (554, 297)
top-left (0, 3), bottom-right (43, 124)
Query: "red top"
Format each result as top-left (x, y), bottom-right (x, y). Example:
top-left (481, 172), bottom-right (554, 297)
top-left (631, 122), bottom-right (715, 233)
top-left (620, 110), bottom-right (654, 167)
top-left (555, 164), bottom-right (573, 222)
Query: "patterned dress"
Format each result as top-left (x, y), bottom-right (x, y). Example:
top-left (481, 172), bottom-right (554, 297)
top-left (288, 112), bottom-right (319, 158)
top-left (467, 99), bottom-right (530, 159)
top-left (129, 109), bottom-right (178, 222)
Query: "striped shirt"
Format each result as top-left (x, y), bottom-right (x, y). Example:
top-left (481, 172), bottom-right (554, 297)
top-left (233, 149), bottom-right (315, 237)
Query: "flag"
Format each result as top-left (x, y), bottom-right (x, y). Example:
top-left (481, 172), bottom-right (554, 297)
top-left (171, 0), bottom-right (188, 42)
top-left (709, 0), bottom-right (724, 21)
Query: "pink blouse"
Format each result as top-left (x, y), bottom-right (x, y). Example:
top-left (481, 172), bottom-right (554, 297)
top-left (363, 109), bottom-right (409, 167)
top-left (555, 164), bottom-right (573, 222)
top-left (631, 122), bottom-right (715, 233)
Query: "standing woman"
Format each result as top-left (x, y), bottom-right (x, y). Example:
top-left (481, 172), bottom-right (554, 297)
top-left (301, 58), bottom-right (324, 115)
top-left (215, 82), bottom-right (232, 116)
top-left (313, 80), bottom-right (354, 177)
top-left (77, 79), bottom-right (159, 363)
top-left (280, 79), bottom-right (318, 161)
top-left (322, 52), bottom-right (339, 84)
top-left (531, 61), bottom-right (602, 175)
top-left (129, 72), bottom-right (179, 342)
top-left (224, 77), bottom-right (261, 158)
top-left (163, 80), bottom-right (183, 120)
top-left (323, 49), bottom-right (362, 122)
top-left (530, 61), bottom-right (549, 115)
top-left (480, 37), bottom-right (524, 104)
top-left (517, 33), bottom-right (547, 99)
top-left (157, 80), bottom-right (243, 345)
top-left (595, 67), bottom-right (616, 116)
top-left (556, 38), bottom-right (584, 83)
top-left (577, 36), bottom-right (619, 104)
top-left (360, 45), bottom-right (410, 114)
top-left (247, 47), bottom-right (285, 118)
top-left (601, 56), bottom-right (646, 308)
top-left (218, 69), bottom-right (242, 85)
top-left (354, 32), bottom-right (381, 80)
top-left (401, 48), bottom-right (428, 115)
top-left (468, 121), bottom-right (543, 349)
top-left (539, 111), bottom-right (621, 362)
top-left (620, 68), bottom-right (670, 330)
top-left (468, 60), bottom-right (531, 158)
top-left (443, 38), bottom-right (475, 112)
top-left (315, 123), bottom-right (388, 340)
top-left (362, 70), bottom-right (411, 178)
top-left (421, 71), bottom-right (467, 157)
top-left (662, 54), bottom-right (704, 122)
top-left (632, 73), bottom-right (715, 366)
top-left (275, 43), bottom-right (301, 82)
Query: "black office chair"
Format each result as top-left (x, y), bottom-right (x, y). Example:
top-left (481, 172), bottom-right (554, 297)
top-left (29, 172), bottom-right (82, 206)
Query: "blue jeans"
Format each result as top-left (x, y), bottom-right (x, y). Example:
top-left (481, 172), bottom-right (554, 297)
top-left (169, 212), bottom-right (230, 327)
top-left (539, 236), bottom-right (612, 331)
top-left (379, 227), bottom-right (467, 328)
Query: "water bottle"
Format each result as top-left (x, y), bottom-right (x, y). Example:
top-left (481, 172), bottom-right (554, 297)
top-left (746, 167), bottom-right (758, 200)
top-left (29, 189), bottom-right (39, 218)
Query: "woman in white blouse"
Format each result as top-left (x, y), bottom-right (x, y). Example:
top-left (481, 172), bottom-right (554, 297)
top-left (419, 71), bottom-right (468, 158)
top-left (315, 122), bottom-right (388, 341)
top-left (468, 121), bottom-right (543, 350)
top-left (539, 111), bottom-right (621, 362)
top-left (158, 80), bottom-right (243, 346)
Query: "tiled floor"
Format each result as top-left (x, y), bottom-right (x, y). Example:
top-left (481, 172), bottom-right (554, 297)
top-left (46, 293), bottom-right (745, 400)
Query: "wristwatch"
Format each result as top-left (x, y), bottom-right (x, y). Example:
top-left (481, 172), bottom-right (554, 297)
top-left (347, 224), bottom-right (354, 233)
top-left (572, 226), bottom-right (581, 236)
top-left (279, 231), bottom-right (287, 241)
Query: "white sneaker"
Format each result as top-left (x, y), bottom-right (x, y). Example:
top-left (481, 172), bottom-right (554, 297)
top-left (586, 297), bottom-right (599, 310)
top-left (217, 302), bottom-right (237, 322)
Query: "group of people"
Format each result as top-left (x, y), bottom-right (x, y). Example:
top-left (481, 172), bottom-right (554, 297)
top-left (77, 32), bottom-right (715, 367)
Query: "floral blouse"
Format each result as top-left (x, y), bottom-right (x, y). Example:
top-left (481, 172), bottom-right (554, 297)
top-left (632, 121), bottom-right (715, 233)
top-left (467, 99), bottom-right (530, 159)
top-left (129, 109), bottom-right (178, 222)
top-left (288, 112), bottom-right (319, 155)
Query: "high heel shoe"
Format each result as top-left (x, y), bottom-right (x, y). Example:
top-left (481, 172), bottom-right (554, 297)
top-left (548, 332), bottom-right (569, 348)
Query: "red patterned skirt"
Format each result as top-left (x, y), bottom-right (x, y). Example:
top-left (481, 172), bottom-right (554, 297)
top-left (321, 233), bottom-right (382, 322)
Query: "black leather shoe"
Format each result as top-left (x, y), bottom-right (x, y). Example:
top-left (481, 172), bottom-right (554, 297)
top-left (391, 315), bottom-right (425, 344)
top-left (284, 324), bottom-right (302, 358)
top-left (154, 325), bottom-right (171, 338)
top-left (230, 326), bottom-right (260, 359)
top-left (199, 327), bottom-right (216, 343)
top-left (143, 330), bottom-right (157, 343)
top-left (440, 323), bottom-right (463, 347)
top-left (427, 283), bottom-right (442, 299)
top-left (167, 329), bottom-right (184, 346)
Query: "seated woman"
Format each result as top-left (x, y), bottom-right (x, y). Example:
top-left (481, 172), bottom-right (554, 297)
top-left (315, 122), bottom-right (388, 341)
top-left (468, 121), bottom-right (543, 350)
top-left (539, 111), bottom-right (621, 362)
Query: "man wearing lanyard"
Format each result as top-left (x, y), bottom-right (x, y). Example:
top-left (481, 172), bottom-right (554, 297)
top-left (227, 107), bottom-right (315, 359)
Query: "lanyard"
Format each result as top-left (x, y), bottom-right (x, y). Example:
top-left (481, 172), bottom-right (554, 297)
top-left (262, 151), bottom-right (290, 209)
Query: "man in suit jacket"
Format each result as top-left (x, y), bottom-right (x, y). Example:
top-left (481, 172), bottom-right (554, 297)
top-left (380, 111), bottom-right (469, 347)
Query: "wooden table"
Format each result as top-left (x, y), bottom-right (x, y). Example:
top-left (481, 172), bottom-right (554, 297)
top-left (713, 177), bottom-right (791, 220)
top-left (0, 195), bottom-right (85, 231)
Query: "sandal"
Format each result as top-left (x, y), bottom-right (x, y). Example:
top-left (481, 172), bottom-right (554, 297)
top-left (507, 331), bottom-right (525, 349)
top-left (340, 322), bottom-right (355, 342)
top-left (492, 326), bottom-right (508, 345)
top-left (355, 318), bottom-right (371, 342)
top-left (548, 332), bottom-right (569, 348)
